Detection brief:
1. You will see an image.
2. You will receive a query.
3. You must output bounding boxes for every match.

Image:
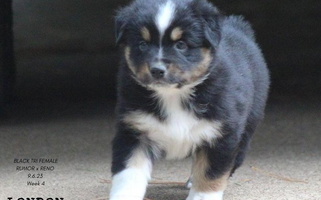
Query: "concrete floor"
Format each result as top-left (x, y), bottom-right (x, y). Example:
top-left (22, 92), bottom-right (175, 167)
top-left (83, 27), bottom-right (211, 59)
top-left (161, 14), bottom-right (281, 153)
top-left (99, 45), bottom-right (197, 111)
top-left (0, 54), bottom-right (321, 200)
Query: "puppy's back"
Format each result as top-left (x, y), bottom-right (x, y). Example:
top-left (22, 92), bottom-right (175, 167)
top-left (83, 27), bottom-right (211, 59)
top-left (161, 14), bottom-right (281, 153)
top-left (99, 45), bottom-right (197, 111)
top-left (220, 15), bottom-right (269, 82)
top-left (219, 15), bottom-right (270, 120)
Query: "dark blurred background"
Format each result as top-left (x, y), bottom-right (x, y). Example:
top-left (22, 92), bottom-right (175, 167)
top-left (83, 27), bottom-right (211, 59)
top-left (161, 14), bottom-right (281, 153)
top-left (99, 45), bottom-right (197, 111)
top-left (1, 0), bottom-right (320, 119)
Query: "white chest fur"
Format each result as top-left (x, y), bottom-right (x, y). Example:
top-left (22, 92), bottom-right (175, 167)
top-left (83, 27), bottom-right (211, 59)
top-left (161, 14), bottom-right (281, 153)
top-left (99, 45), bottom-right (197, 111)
top-left (123, 86), bottom-right (222, 160)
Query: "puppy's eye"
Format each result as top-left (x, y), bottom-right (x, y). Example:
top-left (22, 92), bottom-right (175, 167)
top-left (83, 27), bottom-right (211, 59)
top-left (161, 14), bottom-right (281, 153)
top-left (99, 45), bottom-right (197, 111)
top-left (139, 41), bottom-right (148, 51)
top-left (174, 41), bottom-right (188, 51)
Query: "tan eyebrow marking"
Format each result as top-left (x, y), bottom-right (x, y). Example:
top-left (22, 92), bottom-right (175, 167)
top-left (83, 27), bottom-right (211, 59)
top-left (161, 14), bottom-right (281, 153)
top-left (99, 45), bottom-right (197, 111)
top-left (141, 27), bottom-right (151, 42)
top-left (170, 27), bottom-right (183, 41)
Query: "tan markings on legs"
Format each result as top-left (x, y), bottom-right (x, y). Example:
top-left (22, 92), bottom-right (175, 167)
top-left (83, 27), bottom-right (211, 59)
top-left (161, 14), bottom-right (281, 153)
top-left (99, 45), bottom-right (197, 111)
top-left (127, 147), bottom-right (151, 169)
top-left (170, 27), bottom-right (183, 41)
top-left (192, 149), bottom-right (230, 192)
top-left (122, 111), bottom-right (147, 131)
top-left (141, 27), bottom-right (151, 42)
top-left (109, 146), bottom-right (152, 200)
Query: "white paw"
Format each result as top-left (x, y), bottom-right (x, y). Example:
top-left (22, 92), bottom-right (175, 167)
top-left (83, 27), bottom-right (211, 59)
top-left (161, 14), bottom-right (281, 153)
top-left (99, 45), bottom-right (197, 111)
top-left (185, 177), bottom-right (193, 189)
top-left (186, 189), bottom-right (223, 200)
top-left (109, 168), bottom-right (149, 200)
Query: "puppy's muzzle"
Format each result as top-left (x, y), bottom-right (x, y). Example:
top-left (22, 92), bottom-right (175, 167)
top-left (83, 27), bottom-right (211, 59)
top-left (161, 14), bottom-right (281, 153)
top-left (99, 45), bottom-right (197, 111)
top-left (150, 62), bottom-right (167, 79)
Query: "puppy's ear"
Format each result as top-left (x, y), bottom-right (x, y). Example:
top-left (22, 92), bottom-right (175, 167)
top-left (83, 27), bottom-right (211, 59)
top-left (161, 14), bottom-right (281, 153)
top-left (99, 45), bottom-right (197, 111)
top-left (115, 11), bottom-right (128, 45)
top-left (203, 14), bottom-right (222, 48)
top-left (193, 0), bottom-right (223, 48)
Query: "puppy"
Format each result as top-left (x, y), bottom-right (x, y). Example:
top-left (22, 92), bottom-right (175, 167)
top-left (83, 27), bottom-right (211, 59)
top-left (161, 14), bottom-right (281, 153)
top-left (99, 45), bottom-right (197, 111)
top-left (110, 0), bottom-right (269, 199)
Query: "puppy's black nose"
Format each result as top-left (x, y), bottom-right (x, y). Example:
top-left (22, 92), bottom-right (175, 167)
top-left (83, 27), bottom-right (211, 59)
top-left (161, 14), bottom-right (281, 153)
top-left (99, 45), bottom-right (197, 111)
top-left (151, 68), bottom-right (165, 79)
top-left (150, 63), bottom-right (166, 79)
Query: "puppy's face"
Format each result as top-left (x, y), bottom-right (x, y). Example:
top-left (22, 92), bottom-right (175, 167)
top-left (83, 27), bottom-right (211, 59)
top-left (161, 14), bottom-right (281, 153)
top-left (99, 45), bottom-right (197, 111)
top-left (116, 0), bottom-right (221, 88)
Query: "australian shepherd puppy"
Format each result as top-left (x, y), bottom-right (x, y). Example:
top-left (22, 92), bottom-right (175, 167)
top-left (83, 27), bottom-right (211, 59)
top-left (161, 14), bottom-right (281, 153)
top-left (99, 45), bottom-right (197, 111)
top-left (110, 0), bottom-right (269, 199)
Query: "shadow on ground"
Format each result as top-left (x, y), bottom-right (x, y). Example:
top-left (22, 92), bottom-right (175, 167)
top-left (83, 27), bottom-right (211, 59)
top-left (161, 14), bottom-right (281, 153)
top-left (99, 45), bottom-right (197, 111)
top-left (146, 185), bottom-right (189, 200)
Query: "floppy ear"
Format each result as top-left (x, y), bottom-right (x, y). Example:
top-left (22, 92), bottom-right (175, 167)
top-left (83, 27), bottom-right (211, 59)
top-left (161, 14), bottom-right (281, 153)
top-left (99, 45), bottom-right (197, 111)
top-left (115, 12), bottom-right (128, 45)
top-left (193, 0), bottom-right (222, 48)
top-left (203, 14), bottom-right (222, 48)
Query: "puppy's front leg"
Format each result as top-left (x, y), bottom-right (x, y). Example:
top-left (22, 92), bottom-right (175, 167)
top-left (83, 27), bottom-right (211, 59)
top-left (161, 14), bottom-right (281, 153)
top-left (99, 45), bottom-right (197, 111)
top-left (186, 151), bottom-right (227, 200)
top-left (110, 130), bottom-right (152, 200)
top-left (187, 134), bottom-right (238, 200)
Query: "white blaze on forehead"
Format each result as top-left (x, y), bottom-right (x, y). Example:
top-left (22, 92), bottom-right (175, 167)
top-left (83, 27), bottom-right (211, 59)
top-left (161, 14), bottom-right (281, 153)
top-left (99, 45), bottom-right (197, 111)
top-left (158, 47), bottom-right (163, 59)
top-left (156, 1), bottom-right (176, 37)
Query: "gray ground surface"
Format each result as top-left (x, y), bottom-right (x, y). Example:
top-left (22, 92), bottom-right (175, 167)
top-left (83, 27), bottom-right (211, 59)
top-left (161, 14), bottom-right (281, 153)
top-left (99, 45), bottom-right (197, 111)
top-left (1, 92), bottom-right (320, 200)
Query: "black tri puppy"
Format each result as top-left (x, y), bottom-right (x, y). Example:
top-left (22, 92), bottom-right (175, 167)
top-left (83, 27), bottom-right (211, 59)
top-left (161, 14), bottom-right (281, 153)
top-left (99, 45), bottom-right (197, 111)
top-left (110, 0), bottom-right (269, 199)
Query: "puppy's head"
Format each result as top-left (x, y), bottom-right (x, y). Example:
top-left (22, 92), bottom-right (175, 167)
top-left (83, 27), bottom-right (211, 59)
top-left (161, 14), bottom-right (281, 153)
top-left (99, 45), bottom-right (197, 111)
top-left (115, 0), bottom-right (221, 88)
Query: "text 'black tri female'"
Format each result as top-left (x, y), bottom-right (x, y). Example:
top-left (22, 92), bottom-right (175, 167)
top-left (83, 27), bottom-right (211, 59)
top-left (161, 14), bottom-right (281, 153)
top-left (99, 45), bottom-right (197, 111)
top-left (110, 0), bottom-right (270, 199)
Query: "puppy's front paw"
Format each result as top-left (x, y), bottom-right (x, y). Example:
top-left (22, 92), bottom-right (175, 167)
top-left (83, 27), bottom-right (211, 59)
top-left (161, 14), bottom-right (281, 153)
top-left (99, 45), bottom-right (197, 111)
top-left (185, 177), bottom-right (193, 189)
top-left (186, 189), bottom-right (223, 200)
